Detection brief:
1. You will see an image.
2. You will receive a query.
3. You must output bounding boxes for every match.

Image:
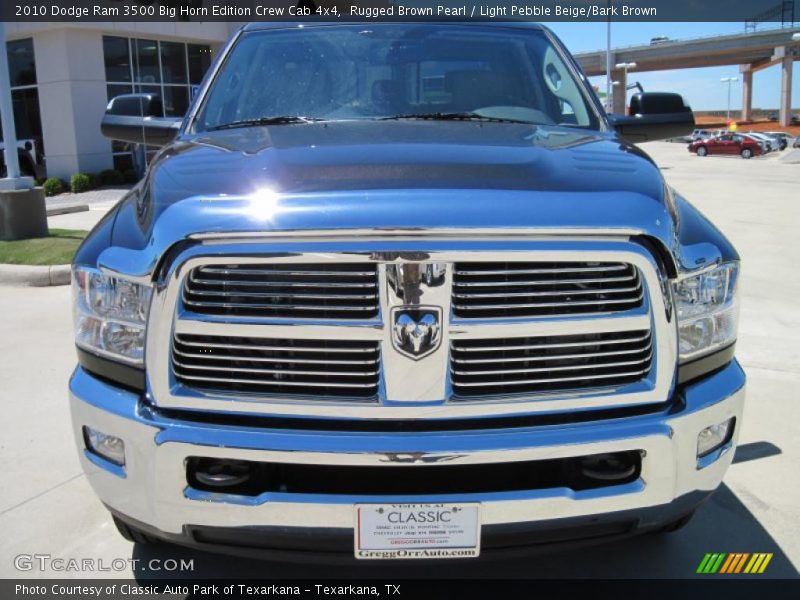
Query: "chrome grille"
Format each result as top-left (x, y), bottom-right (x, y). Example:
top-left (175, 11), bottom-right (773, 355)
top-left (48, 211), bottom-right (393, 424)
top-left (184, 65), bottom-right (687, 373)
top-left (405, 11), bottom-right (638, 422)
top-left (450, 330), bottom-right (652, 398)
top-left (452, 261), bottom-right (643, 318)
top-left (182, 264), bottom-right (379, 319)
top-left (172, 334), bottom-right (380, 399)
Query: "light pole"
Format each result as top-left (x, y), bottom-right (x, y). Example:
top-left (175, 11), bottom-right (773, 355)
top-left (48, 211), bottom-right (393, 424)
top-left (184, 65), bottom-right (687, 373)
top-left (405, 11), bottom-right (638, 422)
top-left (0, 22), bottom-right (31, 189)
top-left (721, 77), bottom-right (738, 123)
top-left (605, 1), bottom-right (612, 112)
top-left (614, 62), bottom-right (637, 109)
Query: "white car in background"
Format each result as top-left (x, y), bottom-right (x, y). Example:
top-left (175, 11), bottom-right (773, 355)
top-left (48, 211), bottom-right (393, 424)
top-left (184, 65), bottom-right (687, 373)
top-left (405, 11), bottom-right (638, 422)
top-left (744, 132), bottom-right (776, 153)
top-left (762, 132), bottom-right (790, 151)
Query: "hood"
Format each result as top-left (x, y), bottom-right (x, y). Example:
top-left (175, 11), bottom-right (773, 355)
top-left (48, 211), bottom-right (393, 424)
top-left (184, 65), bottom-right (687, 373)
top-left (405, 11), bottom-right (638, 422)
top-left (150, 120), bottom-right (663, 200)
top-left (104, 120), bottom-right (727, 275)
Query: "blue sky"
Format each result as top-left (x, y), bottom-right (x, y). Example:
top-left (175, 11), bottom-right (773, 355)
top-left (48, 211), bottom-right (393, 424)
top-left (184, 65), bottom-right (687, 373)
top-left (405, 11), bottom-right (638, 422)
top-left (547, 22), bottom-right (799, 111)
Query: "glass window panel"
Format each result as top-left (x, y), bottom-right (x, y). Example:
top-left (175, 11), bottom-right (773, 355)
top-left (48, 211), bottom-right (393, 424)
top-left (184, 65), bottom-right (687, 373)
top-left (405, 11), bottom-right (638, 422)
top-left (111, 139), bottom-right (133, 153)
top-left (113, 154), bottom-right (134, 172)
top-left (107, 84), bottom-right (133, 102)
top-left (11, 88), bottom-right (42, 140)
top-left (160, 41), bottom-right (187, 84)
top-left (134, 85), bottom-right (164, 116)
top-left (134, 39), bottom-right (160, 84)
top-left (7, 39), bottom-right (36, 87)
top-left (188, 44), bottom-right (211, 84)
top-left (162, 86), bottom-right (189, 117)
top-left (103, 36), bottom-right (131, 83)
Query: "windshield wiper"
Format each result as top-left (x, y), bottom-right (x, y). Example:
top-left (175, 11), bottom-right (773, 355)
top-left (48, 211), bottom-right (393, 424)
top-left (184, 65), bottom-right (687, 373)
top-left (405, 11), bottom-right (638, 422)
top-left (206, 116), bottom-right (324, 131)
top-left (378, 112), bottom-right (534, 124)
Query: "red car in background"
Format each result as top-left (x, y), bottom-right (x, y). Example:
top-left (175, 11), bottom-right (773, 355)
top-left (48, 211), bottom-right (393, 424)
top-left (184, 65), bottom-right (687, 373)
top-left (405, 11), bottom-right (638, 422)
top-left (688, 133), bottom-right (763, 159)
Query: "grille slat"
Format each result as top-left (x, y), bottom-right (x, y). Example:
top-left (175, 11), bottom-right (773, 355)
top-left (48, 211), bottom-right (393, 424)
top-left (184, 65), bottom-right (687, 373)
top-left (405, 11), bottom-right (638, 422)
top-left (173, 348), bottom-right (377, 365)
top-left (451, 330), bottom-right (652, 398)
top-left (454, 265), bottom-right (628, 276)
top-left (452, 341), bottom-right (652, 363)
top-left (183, 264), bottom-right (379, 319)
top-left (172, 334), bottom-right (380, 399)
top-left (452, 261), bottom-right (643, 318)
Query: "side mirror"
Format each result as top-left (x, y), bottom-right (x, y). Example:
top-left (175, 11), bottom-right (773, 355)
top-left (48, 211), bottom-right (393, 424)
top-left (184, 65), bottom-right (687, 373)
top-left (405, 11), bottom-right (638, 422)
top-left (610, 92), bottom-right (694, 143)
top-left (100, 93), bottom-right (181, 147)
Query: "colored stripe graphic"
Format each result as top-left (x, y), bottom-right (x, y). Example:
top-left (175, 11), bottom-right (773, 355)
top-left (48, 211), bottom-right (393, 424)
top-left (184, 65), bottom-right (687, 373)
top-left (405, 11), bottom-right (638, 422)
top-left (720, 554), bottom-right (736, 574)
top-left (696, 553), bottom-right (714, 573)
top-left (697, 552), bottom-right (773, 574)
top-left (697, 553), bottom-right (727, 573)
top-left (733, 553), bottom-right (750, 573)
top-left (758, 554), bottom-right (773, 573)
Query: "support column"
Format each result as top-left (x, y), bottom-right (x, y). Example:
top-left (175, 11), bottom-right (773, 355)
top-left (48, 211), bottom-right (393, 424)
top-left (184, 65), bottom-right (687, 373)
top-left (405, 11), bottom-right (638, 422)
top-left (32, 28), bottom-right (112, 180)
top-left (611, 68), bottom-right (627, 115)
top-left (779, 51), bottom-right (793, 127)
top-left (740, 65), bottom-right (753, 122)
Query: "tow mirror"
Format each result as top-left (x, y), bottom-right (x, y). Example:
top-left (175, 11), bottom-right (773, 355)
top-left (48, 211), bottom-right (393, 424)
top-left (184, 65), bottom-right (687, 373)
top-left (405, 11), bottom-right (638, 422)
top-left (100, 93), bottom-right (181, 147)
top-left (610, 92), bottom-right (694, 143)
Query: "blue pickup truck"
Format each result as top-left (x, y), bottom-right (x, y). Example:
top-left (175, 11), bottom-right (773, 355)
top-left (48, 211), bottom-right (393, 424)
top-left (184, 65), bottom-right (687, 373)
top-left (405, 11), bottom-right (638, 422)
top-left (70, 22), bottom-right (743, 561)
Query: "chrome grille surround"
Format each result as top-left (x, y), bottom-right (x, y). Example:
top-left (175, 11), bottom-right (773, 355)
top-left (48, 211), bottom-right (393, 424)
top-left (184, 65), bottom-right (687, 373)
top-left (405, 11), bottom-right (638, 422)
top-left (145, 232), bottom-right (676, 419)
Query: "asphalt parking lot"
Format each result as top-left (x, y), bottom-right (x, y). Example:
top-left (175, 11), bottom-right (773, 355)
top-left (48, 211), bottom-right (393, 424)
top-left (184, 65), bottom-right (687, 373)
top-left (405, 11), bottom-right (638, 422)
top-left (0, 141), bottom-right (798, 579)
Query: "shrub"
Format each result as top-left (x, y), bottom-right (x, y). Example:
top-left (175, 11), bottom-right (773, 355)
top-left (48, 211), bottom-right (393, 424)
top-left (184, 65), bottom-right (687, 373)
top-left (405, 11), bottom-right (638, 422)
top-left (122, 169), bottom-right (140, 184)
top-left (42, 177), bottom-right (64, 197)
top-left (70, 173), bottom-right (93, 194)
top-left (99, 169), bottom-right (124, 186)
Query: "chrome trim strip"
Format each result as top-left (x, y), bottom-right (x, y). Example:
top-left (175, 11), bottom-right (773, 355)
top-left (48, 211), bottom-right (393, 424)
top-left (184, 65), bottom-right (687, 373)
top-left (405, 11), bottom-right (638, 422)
top-left (173, 374), bottom-right (379, 389)
top-left (189, 229), bottom-right (645, 241)
top-left (174, 337), bottom-right (379, 354)
top-left (173, 349), bottom-right (378, 366)
top-left (451, 369), bottom-right (651, 387)
top-left (451, 331), bottom-right (651, 352)
top-left (454, 265), bottom-right (629, 275)
top-left (452, 292), bottom-right (644, 310)
top-left (451, 353), bottom-right (652, 376)
top-left (454, 285), bottom-right (641, 298)
top-left (453, 275), bottom-right (638, 287)
top-left (172, 361), bottom-right (380, 377)
top-left (452, 344), bottom-right (652, 363)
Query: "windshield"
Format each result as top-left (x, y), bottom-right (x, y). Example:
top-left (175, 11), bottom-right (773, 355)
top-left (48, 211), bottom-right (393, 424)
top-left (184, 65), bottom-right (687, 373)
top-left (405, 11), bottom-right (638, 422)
top-left (195, 25), bottom-right (600, 132)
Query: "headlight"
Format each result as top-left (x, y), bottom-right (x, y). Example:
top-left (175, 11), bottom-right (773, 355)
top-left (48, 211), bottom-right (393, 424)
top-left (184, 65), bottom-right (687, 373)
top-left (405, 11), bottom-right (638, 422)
top-left (72, 267), bottom-right (152, 366)
top-left (674, 262), bottom-right (739, 362)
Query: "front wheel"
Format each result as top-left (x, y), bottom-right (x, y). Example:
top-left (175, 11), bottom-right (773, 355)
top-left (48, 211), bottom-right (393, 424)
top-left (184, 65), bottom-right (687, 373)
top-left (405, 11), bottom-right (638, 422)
top-left (696, 146), bottom-right (708, 157)
top-left (741, 148), bottom-right (753, 159)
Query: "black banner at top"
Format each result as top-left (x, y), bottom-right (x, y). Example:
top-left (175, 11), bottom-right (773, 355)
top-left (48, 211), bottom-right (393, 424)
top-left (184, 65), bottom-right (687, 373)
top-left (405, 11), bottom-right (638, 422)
top-left (2, 0), bottom-right (800, 23)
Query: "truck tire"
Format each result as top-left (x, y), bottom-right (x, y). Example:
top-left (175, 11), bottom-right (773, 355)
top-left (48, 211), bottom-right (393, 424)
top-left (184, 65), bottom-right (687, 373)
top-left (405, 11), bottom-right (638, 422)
top-left (657, 510), bottom-right (695, 534)
top-left (740, 148), bottom-right (752, 159)
top-left (696, 146), bottom-right (708, 157)
top-left (112, 516), bottom-right (160, 545)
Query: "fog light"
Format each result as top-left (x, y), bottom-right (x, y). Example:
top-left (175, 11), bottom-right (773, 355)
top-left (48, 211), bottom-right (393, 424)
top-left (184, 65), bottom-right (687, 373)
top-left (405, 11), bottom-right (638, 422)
top-left (83, 426), bottom-right (125, 466)
top-left (697, 418), bottom-right (735, 458)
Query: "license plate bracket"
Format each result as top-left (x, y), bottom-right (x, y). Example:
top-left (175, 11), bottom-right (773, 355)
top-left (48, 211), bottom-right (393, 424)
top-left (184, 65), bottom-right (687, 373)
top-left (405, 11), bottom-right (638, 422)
top-left (354, 503), bottom-right (481, 560)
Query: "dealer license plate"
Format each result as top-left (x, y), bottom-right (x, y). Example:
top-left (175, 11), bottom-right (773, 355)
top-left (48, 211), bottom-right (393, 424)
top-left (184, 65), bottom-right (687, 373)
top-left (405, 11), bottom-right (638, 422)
top-left (354, 503), bottom-right (480, 560)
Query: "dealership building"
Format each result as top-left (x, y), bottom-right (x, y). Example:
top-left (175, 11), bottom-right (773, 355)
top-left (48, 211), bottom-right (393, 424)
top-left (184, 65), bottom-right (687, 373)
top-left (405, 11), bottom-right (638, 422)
top-left (2, 22), bottom-right (241, 179)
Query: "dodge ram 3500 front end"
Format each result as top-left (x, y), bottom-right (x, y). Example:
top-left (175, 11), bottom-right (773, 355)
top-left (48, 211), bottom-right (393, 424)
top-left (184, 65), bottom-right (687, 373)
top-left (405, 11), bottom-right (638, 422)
top-left (70, 22), bottom-right (744, 560)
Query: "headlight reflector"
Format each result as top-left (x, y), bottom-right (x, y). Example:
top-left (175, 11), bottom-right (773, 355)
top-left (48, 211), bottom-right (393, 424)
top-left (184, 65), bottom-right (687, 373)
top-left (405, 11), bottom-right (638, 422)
top-left (72, 267), bottom-right (152, 365)
top-left (674, 262), bottom-right (739, 362)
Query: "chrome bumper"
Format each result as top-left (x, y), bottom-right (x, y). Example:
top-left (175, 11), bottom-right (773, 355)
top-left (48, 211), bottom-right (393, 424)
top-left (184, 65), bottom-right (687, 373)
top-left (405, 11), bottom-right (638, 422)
top-left (69, 361), bottom-right (745, 536)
